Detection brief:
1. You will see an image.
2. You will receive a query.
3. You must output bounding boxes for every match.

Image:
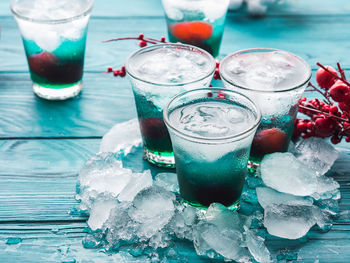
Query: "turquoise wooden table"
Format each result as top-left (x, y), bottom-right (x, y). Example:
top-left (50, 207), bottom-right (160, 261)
top-left (1, 0), bottom-right (350, 262)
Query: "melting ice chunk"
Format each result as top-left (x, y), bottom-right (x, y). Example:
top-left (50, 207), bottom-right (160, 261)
top-left (193, 222), bottom-right (247, 262)
top-left (154, 172), bottom-right (179, 193)
top-left (100, 118), bottom-right (142, 155)
top-left (88, 198), bottom-right (117, 231)
top-left (295, 138), bottom-right (339, 175)
top-left (245, 229), bottom-right (271, 263)
top-left (256, 187), bottom-right (314, 209)
top-left (77, 153), bottom-right (132, 210)
top-left (204, 203), bottom-right (241, 231)
top-left (118, 170), bottom-right (153, 202)
top-left (264, 204), bottom-right (322, 239)
top-left (260, 153), bottom-right (318, 196)
top-left (128, 186), bottom-right (176, 239)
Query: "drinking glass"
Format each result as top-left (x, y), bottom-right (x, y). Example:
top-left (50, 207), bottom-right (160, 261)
top-left (163, 88), bottom-right (261, 210)
top-left (161, 0), bottom-right (229, 58)
top-left (125, 43), bottom-right (216, 168)
top-left (220, 48), bottom-right (311, 168)
top-left (11, 0), bottom-right (93, 100)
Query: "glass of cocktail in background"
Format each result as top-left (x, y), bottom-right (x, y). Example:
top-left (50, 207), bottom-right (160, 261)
top-left (163, 88), bottom-right (261, 210)
top-left (11, 0), bottom-right (93, 100)
top-left (161, 0), bottom-right (229, 58)
top-left (125, 44), bottom-right (216, 168)
top-left (220, 48), bottom-right (311, 167)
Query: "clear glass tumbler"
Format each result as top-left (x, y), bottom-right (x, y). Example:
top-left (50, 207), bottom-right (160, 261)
top-left (163, 88), bottom-right (261, 210)
top-left (11, 0), bottom-right (93, 100)
top-left (220, 48), bottom-right (311, 167)
top-left (161, 0), bottom-right (229, 58)
top-left (125, 43), bottom-right (216, 168)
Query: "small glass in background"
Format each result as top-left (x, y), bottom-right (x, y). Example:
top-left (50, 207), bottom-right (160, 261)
top-left (163, 88), bottom-right (261, 210)
top-left (11, 0), bottom-right (93, 100)
top-left (161, 0), bottom-right (229, 58)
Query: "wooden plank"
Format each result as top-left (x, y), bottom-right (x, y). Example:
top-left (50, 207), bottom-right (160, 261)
top-left (1, 14), bottom-right (350, 73)
top-left (1, 71), bottom-right (346, 138)
top-left (0, 73), bottom-right (136, 138)
top-left (0, 139), bottom-right (100, 222)
top-left (2, 0), bottom-right (350, 17)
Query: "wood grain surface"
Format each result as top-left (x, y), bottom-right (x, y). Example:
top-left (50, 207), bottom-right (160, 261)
top-left (1, 0), bottom-right (350, 262)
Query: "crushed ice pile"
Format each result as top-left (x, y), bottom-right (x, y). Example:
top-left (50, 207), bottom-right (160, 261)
top-left (76, 119), bottom-right (341, 262)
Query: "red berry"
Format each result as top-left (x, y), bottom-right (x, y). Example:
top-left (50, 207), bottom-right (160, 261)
top-left (171, 21), bottom-right (213, 43)
top-left (306, 122), bottom-right (314, 130)
top-left (113, 70), bottom-right (120, 76)
top-left (329, 105), bottom-right (339, 114)
top-left (346, 136), bottom-right (350, 142)
top-left (121, 66), bottom-right (126, 73)
top-left (314, 117), bottom-right (337, 137)
top-left (316, 66), bottom-right (338, 90)
top-left (107, 66), bottom-right (113, 73)
top-left (329, 80), bottom-right (350, 102)
top-left (138, 33), bottom-right (144, 40)
top-left (251, 128), bottom-right (288, 156)
top-left (139, 40), bottom-right (147, 47)
top-left (331, 135), bottom-right (341, 144)
top-left (160, 37), bottom-right (166, 42)
top-left (119, 70), bottom-right (126, 77)
top-left (297, 122), bottom-right (308, 132)
top-left (140, 118), bottom-right (168, 140)
top-left (343, 122), bottom-right (350, 136)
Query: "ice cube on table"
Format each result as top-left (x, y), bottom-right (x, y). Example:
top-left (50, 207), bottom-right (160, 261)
top-left (77, 152), bottom-right (132, 210)
top-left (118, 170), bottom-right (153, 202)
top-left (260, 152), bottom-right (318, 196)
top-left (295, 138), bottom-right (339, 175)
top-left (312, 176), bottom-right (340, 200)
top-left (128, 186), bottom-right (176, 239)
top-left (256, 187), bottom-right (314, 209)
top-left (154, 172), bottom-right (179, 193)
top-left (100, 118), bottom-right (142, 155)
top-left (87, 198), bottom-right (118, 231)
top-left (204, 203), bottom-right (241, 231)
top-left (105, 202), bottom-right (137, 247)
top-left (193, 222), bottom-right (247, 262)
top-left (264, 204), bottom-right (320, 239)
top-left (245, 229), bottom-right (271, 263)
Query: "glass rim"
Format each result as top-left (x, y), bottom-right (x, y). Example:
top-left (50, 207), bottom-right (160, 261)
top-left (219, 48), bottom-right (312, 93)
top-left (125, 43), bottom-right (216, 87)
top-left (163, 87), bottom-right (262, 144)
top-left (10, 0), bottom-right (94, 24)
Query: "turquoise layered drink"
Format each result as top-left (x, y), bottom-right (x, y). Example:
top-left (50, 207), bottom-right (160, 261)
top-left (161, 0), bottom-right (229, 57)
top-left (125, 44), bottom-right (216, 167)
top-left (164, 88), bottom-right (261, 210)
top-left (220, 49), bottom-right (311, 166)
top-left (11, 0), bottom-right (93, 100)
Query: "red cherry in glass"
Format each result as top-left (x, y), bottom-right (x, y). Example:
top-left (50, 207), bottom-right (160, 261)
top-left (140, 118), bottom-right (168, 140)
top-left (329, 80), bottom-right (350, 102)
top-left (171, 21), bottom-right (213, 43)
top-left (315, 66), bottom-right (338, 90)
top-left (252, 128), bottom-right (288, 155)
top-left (28, 51), bottom-right (59, 78)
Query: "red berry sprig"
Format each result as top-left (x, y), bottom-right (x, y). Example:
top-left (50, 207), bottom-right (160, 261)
top-left (103, 34), bottom-right (168, 77)
top-left (294, 62), bottom-right (350, 144)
